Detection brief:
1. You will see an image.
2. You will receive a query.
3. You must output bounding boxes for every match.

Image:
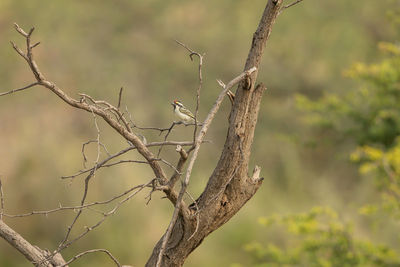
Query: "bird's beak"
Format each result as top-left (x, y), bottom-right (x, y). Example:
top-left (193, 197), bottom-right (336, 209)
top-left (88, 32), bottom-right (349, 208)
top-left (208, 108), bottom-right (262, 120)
top-left (171, 102), bottom-right (175, 106)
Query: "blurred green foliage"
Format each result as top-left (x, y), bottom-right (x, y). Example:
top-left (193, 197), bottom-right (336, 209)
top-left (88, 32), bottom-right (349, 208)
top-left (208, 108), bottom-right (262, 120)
top-left (297, 38), bottom-right (400, 216)
top-left (241, 207), bottom-right (400, 267)
top-left (1, 0), bottom-right (400, 266)
top-left (296, 41), bottom-right (400, 148)
top-left (238, 6), bottom-right (400, 267)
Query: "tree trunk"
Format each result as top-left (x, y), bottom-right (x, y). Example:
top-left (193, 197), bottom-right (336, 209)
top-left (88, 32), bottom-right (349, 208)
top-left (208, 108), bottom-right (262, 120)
top-left (146, 1), bottom-right (283, 266)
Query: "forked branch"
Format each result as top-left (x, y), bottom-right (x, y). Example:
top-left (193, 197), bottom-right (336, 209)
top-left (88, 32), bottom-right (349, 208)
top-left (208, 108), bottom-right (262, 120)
top-left (9, 23), bottom-right (181, 208)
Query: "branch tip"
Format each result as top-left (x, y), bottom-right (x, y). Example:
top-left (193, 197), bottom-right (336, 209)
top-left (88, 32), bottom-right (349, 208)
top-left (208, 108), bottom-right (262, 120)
top-left (28, 27), bottom-right (35, 36)
top-left (216, 79), bottom-right (226, 89)
top-left (251, 165), bottom-right (262, 181)
top-left (30, 42), bottom-right (40, 49)
top-left (13, 23), bottom-right (28, 37)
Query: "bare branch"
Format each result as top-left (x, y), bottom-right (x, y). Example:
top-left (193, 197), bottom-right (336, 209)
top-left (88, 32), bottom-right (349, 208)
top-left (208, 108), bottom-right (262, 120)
top-left (4, 183), bottom-right (148, 218)
top-left (0, 220), bottom-right (55, 266)
top-left (10, 41), bottom-right (28, 61)
top-left (14, 23), bottom-right (29, 37)
top-left (61, 249), bottom-right (121, 267)
top-left (0, 177), bottom-right (4, 220)
top-left (156, 122), bottom-right (181, 157)
top-left (9, 24), bottom-right (192, 209)
top-left (54, 180), bottom-right (151, 255)
top-left (279, 0), bottom-right (304, 14)
top-left (10, 24), bottom-right (176, 195)
top-left (175, 40), bottom-right (204, 143)
top-left (56, 108), bottom-right (104, 249)
top-left (62, 141), bottom-right (200, 180)
top-left (167, 145), bottom-right (188, 189)
top-left (30, 41), bottom-right (40, 49)
top-left (117, 87), bottom-right (123, 109)
top-left (81, 140), bottom-right (111, 168)
top-left (0, 82), bottom-right (39, 97)
top-left (156, 66), bottom-right (257, 267)
top-left (159, 158), bottom-right (181, 174)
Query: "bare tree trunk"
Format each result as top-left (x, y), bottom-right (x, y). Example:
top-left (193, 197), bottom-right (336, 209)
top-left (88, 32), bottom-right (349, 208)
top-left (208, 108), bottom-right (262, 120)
top-left (145, 1), bottom-right (283, 266)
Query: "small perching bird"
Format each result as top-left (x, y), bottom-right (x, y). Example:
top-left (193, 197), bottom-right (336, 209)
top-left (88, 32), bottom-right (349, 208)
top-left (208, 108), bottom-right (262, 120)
top-left (171, 100), bottom-right (195, 124)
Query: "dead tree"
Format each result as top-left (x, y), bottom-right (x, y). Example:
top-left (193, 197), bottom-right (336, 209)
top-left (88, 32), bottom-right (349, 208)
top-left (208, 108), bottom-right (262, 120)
top-left (0, 0), bottom-right (304, 266)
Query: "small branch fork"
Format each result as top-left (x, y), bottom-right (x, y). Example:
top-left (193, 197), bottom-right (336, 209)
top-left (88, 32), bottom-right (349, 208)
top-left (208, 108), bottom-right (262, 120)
top-left (60, 248), bottom-right (122, 267)
top-left (4, 183), bottom-right (149, 218)
top-left (154, 41), bottom-right (204, 159)
top-left (4, 23), bottom-right (183, 205)
top-left (52, 180), bottom-right (152, 260)
top-left (174, 40), bottom-right (204, 144)
top-left (62, 141), bottom-right (198, 180)
top-left (279, 0), bottom-right (304, 14)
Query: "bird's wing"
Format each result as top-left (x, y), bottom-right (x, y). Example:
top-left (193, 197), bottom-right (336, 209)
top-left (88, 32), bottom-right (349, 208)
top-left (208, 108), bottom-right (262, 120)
top-left (180, 107), bottom-right (195, 119)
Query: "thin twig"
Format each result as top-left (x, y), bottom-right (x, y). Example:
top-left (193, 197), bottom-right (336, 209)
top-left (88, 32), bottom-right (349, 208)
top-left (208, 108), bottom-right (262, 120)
top-left (56, 181), bottom-right (151, 253)
top-left (0, 82), bottom-right (39, 97)
top-left (168, 145), bottom-right (188, 188)
top-left (81, 140), bottom-right (111, 168)
top-left (62, 141), bottom-right (201, 180)
top-left (117, 87), bottom-right (123, 109)
top-left (39, 180), bottom-right (153, 266)
top-left (0, 177), bottom-right (4, 220)
top-left (159, 158), bottom-right (180, 174)
top-left (4, 184), bottom-right (147, 218)
top-left (61, 248), bottom-right (121, 267)
top-left (175, 40), bottom-right (204, 144)
top-left (284, 0), bottom-right (304, 9)
top-left (279, 0), bottom-right (304, 14)
top-left (156, 122), bottom-right (179, 157)
top-left (58, 108), bottom-right (102, 251)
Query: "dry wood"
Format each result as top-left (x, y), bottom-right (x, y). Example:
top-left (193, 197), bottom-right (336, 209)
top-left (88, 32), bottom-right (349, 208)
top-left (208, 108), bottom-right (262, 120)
top-left (146, 1), bottom-right (283, 266)
top-left (0, 0), bottom-right (300, 266)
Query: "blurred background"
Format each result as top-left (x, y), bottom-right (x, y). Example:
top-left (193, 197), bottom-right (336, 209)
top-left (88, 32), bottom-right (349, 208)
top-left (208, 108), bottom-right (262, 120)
top-left (0, 0), bottom-right (399, 266)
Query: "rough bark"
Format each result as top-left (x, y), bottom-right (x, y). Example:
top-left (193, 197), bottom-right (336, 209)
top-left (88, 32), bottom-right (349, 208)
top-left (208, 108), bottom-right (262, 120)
top-left (145, 0), bottom-right (283, 266)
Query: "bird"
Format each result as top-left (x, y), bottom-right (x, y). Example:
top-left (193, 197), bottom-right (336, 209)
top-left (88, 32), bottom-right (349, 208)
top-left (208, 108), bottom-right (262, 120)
top-left (171, 100), bottom-right (195, 124)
